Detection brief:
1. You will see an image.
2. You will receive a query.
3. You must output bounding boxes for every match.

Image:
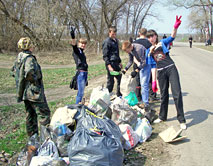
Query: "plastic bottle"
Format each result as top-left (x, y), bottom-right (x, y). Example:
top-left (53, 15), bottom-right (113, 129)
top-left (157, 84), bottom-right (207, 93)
top-left (137, 111), bottom-right (142, 118)
top-left (54, 121), bottom-right (66, 136)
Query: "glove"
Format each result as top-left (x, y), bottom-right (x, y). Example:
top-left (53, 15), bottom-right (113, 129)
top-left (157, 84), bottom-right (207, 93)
top-left (121, 70), bottom-right (126, 75)
top-left (152, 81), bottom-right (158, 93)
top-left (174, 15), bottom-right (182, 29)
top-left (131, 71), bottom-right (137, 78)
top-left (70, 27), bottom-right (76, 39)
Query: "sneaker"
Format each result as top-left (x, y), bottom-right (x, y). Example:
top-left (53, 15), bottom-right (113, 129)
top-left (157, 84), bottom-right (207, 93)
top-left (180, 123), bottom-right (187, 130)
top-left (153, 118), bottom-right (162, 123)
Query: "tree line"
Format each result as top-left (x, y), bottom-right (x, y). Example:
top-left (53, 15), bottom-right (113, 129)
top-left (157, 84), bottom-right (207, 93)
top-left (0, 0), bottom-right (212, 52)
top-left (168, 0), bottom-right (213, 42)
top-left (0, 0), bottom-right (157, 51)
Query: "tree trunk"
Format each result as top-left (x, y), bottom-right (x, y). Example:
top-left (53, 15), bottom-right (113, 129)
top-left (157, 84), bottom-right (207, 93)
top-left (0, 0), bottom-right (41, 48)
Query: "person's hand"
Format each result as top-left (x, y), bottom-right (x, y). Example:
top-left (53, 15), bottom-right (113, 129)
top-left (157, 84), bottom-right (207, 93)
top-left (174, 15), bottom-right (182, 29)
top-left (133, 57), bottom-right (140, 67)
top-left (70, 27), bottom-right (76, 39)
top-left (119, 63), bottom-right (123, 69)
top-left (121, 69), bottom-right (126, 75)
top-left (131, 71), bottom-right (137, 78)
top-left (108, 65), bottom-right (114, 72)
top-left (150, 45), bottom-right (156, 54)
top-left (152, 81), bottom-right (158, 93)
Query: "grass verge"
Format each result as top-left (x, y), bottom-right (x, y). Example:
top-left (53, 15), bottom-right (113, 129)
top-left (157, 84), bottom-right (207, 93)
top-left (0, 96), bottom-right (76, 156)
top-left (0, 63), bottom-right (107, 94)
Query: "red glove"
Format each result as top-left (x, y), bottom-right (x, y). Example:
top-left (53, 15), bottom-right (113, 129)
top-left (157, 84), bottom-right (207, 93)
top-left (152, 81), bottom-right (158, 93)
top-left (174, 15), bottom-right (182, 29)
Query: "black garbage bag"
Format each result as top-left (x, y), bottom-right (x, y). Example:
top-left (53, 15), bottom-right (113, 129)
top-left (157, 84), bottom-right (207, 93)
top-left (91, 98), bottom-right (112, 119)
top-left (40, 124), bottom-right (73, 157)
top-left (144, 109), bottom-right (156, 124)
top-left (68, 105), bottom-right (124, 166)
top-left (55, 134), bottom-right (72, 157)
top-left (111, 104), bottom-right (137, 127)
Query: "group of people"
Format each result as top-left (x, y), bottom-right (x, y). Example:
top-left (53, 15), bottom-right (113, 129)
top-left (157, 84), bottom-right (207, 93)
top-left (12, 15), bottom-right (186, 139)
top-left (101, 15), bottom-right (186, 129)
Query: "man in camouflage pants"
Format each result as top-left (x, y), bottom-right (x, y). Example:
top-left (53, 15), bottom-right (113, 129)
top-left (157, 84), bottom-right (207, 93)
top-left (11, 37), bottom-right (50, 137)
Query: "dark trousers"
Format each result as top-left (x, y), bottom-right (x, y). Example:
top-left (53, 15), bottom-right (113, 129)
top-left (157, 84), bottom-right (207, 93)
top-left (135, 72), bottom-right (142, 101)
top-left (157, 65), bottom-right (186, 123)
top-left (189, 42), bottom-right (192, 48)
top-left (24, 97), bottom-right (50, 137)
top-left (106, 68), bottom-right (122, 96)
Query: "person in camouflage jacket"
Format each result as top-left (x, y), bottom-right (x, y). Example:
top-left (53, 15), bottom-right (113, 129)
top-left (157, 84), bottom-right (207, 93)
top-left (11, 37), bottom-right (50, 137)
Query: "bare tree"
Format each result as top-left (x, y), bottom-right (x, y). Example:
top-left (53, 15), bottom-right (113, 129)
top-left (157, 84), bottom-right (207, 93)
top-left (123, 0), bottom-right (157, 37)
top-left (0, 0), bottom-right (160, 51)
top-left (100, 0), bottom-right (128, 28)
top-left (0, 0), bottom-right (41, 48)
top-left (167, 0), bottom-right (213, 41)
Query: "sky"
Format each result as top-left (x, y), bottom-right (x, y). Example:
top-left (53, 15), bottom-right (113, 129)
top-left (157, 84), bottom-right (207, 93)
top-left (148, 3), bottom-right (191, 34)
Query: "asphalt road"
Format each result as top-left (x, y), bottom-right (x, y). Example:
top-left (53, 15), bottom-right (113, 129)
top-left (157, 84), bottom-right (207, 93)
top-left (163, 42), bottom-right (213, 166)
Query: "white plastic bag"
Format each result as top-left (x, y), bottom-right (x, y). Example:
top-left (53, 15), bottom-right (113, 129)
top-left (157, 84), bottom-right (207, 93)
top-left (89, 86), bottom-right (110, 111)
top-left (37, 139), bottom-right (59, 158)
top-left (119, 124), bottom-right (139, 150)
top-left (120, 75), bottom-right (137, 97)
top-left (50, 106), bottom-right (77, 127)
top-left (30, 156), bottom-right (67, 166)
top-left (134, 118), bottom-right (152, 143)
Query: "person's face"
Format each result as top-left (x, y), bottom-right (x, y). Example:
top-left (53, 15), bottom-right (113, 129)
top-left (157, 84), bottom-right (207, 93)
top-left (109, 31), bottom-right (116, 39)
top-left (29, 46), bottom-right (34, 52)
top-left (79, 42), bottom-right (86, 50)
top-left (148, 35), bottom-right (157, 45)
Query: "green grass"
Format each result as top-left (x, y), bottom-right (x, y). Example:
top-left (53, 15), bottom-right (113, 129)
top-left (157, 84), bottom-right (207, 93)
top-left (195, 45), bottom-right (213, 52)
top-left (0, 96), bottom-right (76, 155)
top-left (0, 104), bottom-right (27, 155)
top-left (0, 53), bottom-right (16, 61)
top-left (0, 68), bottom-right (16, 93)
top-left (0, 63), bottom-right (107, 93)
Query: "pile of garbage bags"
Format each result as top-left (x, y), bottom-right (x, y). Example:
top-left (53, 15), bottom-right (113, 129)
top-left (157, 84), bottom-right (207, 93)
top-left (17, 86), bottom-right (155, 166)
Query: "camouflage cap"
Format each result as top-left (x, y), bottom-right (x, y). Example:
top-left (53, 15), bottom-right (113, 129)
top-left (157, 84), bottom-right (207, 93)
top-left (17, 37), bottom-right (32, 50)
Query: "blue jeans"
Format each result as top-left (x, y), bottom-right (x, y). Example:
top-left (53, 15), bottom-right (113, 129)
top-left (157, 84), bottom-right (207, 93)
top-left (139, 64), bottom-right (151, 106)
top-left (76, 71), bottom-right (88, 104)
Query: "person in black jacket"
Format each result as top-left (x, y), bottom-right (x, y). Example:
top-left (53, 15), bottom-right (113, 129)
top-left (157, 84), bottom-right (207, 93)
top-left (70, 27), bottom-right (88, 104)
top-left (189, 36), bottom-right (193, 48)
top-left (102, 26), bottom-right (122, 97)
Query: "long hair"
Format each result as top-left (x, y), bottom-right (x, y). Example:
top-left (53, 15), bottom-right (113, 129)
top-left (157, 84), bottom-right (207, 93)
top-left (147, 29), bottom-right (158, 44)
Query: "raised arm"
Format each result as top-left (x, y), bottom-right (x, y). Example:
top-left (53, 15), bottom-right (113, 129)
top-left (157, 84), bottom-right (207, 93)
top-left (171, 15), bottom-right (182, 38)
top-left (69, 26), bottom-right (81, 56)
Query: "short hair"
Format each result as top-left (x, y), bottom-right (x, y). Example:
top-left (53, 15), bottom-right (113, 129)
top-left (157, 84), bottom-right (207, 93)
top-left (79, 38), bottom-right (87, 44)
top-left (109, 26), bottom-right (117, 33)
top-left (122, 40), bottom-right (132, 51)
top-left (147, 29), bottom-right (158, 43)
top-left (139, 28), bottom-right (147, 36)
